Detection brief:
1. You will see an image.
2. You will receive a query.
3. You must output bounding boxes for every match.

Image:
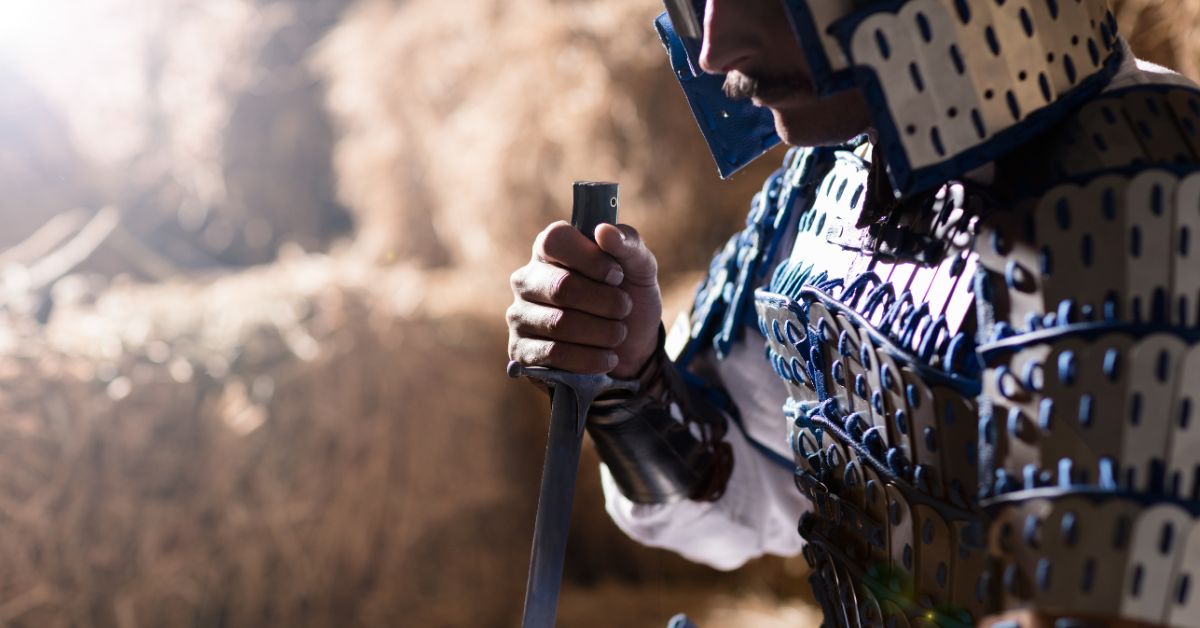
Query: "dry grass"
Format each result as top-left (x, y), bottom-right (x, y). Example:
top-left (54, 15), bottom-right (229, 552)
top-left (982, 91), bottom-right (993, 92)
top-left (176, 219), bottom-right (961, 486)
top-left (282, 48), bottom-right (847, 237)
top-left (1114, 0), bottom-right (1200, 80)
top-left (314, 0), bottom-right (782, 274)
top-left (0, 257), bottom-right (544, 627)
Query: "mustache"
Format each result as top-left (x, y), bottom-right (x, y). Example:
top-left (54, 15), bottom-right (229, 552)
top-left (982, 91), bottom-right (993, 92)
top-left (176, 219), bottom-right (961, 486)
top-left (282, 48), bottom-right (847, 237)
top-left (722, 70), bottom-right (809, 101)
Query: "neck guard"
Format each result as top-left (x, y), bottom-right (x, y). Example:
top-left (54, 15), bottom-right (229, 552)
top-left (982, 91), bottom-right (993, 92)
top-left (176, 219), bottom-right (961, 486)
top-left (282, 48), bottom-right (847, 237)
top-left (812, 0), bottom-right (1124, 196)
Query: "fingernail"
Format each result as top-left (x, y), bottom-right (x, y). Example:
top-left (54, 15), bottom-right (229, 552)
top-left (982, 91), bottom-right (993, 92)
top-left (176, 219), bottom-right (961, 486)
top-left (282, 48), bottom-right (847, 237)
top-left (607, 353), bottom-right (619, 368)
top-left (605, 267), bottom-right (624, 286)
top-left (617, 229), bottom-right (627, 244)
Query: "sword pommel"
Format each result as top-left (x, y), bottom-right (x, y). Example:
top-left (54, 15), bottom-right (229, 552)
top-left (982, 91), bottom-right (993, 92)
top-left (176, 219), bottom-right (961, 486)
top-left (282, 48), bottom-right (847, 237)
top-left (571, 181), bottom-right (618, 243)
top-left (507, 360), bottom-right (525, 379)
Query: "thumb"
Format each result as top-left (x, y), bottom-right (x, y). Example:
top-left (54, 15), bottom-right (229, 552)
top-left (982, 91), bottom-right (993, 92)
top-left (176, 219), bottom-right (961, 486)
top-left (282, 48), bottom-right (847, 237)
top-left (595, 224), bottom-right (658, 286)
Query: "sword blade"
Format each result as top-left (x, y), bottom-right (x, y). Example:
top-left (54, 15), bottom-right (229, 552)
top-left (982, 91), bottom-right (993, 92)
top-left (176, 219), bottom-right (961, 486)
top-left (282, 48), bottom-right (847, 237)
top-left (522, 386), bottom-right (587, 628)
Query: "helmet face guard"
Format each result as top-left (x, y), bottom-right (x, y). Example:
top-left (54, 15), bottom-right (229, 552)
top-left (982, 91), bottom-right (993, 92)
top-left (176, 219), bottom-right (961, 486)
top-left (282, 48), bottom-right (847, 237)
top-left (656, 2), bottom-right (782, 178)
top-left (660, 0), bottom-right (1125, 194)
top-left (663, 0), bottom-right (703, 48)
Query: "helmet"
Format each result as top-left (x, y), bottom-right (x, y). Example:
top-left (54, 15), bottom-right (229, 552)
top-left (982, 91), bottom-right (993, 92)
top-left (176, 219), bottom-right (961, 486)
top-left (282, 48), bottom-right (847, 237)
top-left (659, 0), bottom-right (1122, 195)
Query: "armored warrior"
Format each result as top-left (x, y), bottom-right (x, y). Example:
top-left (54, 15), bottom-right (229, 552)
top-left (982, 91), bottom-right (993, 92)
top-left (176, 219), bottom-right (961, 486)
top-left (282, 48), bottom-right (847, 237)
top-left (506, 0), bottom-right (1200, 625)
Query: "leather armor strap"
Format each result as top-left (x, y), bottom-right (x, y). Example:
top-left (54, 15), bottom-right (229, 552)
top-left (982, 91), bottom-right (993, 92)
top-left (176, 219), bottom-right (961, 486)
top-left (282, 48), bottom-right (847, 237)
top-left (586, 328), bottom-right (733, 504)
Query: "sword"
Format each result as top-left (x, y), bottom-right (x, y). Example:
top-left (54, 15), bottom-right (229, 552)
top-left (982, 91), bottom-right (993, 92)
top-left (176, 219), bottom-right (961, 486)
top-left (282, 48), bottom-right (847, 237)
top-left (508, 181), bottom-right (638, 628)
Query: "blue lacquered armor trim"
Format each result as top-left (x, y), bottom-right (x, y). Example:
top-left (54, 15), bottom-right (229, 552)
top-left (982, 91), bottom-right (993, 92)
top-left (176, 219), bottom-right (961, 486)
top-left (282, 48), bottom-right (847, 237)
top-left (654, 12), bottom-right (782, 179)
top-left (662, 0), bottom-right (706, 76)
top-left (677, 146), bottom-right (834, 367)
top-left (780, 0), bottom-right (858, 95)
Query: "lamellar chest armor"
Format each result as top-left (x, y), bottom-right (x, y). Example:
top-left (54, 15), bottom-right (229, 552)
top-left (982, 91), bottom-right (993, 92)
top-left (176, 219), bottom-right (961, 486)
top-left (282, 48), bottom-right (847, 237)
top-left (715, 82), bottom-right (1200, 627)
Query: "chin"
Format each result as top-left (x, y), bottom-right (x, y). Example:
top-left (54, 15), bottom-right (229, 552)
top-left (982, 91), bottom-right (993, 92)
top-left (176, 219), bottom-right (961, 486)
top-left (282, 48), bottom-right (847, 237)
top-left (770, 91), bottom-right (872, 148)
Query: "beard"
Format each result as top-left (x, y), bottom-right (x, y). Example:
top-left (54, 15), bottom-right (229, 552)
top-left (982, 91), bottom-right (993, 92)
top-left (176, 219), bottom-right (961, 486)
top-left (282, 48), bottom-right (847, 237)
top-left (722, 70), bottom-right (810, 102)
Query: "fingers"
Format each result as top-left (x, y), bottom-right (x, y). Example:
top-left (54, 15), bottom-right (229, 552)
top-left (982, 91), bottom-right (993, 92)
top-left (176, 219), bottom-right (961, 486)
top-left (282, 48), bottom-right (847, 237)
top-left (507, 220), bottom-right (658, 376)
top-left (507, 303), bottom-right (628, 348)
top-left (534, 221), bottom-right (624, 286)
top-left (507, 336), bottom-right (618, 375)
top-left (510, 262), bottom-right (632, 320)
top-left (595, 224), bottom-right (658, 286)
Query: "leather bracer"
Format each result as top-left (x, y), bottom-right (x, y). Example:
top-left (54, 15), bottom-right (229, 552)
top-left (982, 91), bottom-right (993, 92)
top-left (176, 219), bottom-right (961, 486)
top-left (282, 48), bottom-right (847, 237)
top-left (587, 333), bottom-right (733, 505)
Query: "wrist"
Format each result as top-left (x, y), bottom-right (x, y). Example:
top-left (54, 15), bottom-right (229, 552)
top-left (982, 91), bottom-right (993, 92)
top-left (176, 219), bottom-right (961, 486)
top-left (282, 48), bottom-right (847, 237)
top-left (585, 325), bottom-right (733, 504)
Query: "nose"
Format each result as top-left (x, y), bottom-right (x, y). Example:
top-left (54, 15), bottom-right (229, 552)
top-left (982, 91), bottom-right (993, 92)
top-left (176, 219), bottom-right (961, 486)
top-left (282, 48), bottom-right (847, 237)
top-left (698, 0), bottom-right (759, 74)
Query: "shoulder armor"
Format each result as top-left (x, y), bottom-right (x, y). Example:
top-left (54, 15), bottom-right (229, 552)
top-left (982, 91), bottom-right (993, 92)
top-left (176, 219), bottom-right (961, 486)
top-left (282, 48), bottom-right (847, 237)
top-left (972, 156), bottom-right (1200, 622)
top-left (783, 0), bottom-right (1122, 197)
top-left (975, 164), bottom-right (1200, 338)
top-left (1000, 82), bottom-right (1200, 191)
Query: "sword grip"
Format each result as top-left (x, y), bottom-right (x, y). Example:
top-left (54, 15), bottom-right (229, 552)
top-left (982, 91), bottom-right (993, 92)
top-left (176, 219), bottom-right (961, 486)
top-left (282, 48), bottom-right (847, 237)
top-left (571, 181), bottom-right (618, 243)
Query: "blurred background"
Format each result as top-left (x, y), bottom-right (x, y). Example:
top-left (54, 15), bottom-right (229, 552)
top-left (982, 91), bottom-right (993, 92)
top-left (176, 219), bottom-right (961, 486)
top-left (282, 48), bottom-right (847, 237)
top-left (0, 1), bottom-right (1193, 626)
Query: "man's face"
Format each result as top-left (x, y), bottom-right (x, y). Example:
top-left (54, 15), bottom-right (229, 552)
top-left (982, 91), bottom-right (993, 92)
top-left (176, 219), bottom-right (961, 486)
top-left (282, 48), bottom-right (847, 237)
top-left (697, 0), bottom-right (871, 147)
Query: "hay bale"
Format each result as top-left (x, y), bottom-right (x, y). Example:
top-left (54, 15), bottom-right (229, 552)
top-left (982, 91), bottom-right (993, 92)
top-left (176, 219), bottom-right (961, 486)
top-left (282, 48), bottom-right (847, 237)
top-left (0, 254), bottom-right (774, 627)
top-left (315, 0), bottom-right (783, 274)
top-left (0, 256), bottom-right (530, 626)
top-left (1114, 0), bottom-right (1200, 80)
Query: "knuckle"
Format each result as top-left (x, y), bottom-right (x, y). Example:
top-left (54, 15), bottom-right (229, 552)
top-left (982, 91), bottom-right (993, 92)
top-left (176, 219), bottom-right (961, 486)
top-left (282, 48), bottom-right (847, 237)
top-left (509, 267), bottom-right (527, 291)
top-left (643, 250), bottom-right (659, 274)
top-left (545, 220), bottom-right (572, 237)
top-left (546, 308), bottom-right (567, 334)
top-left (517, 339), bottom-right (548, 365)
top-left (608, 290), bottom-right (632, 317)
top-left (611, 322), bottom-right (628, 346)
top-left (533, 224), bottom-right (553, 249)
top-left (537, 221), bottom-right (570, 253)
top-left (548, 269), bottom-right (573, 302)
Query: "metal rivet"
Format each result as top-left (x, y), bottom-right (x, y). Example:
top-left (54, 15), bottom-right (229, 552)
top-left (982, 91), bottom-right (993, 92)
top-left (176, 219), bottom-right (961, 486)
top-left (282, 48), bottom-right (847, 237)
top-left (1061, 512), bottom-right (1079, 545)
top-left (924, 426), bottom-right (938, 453)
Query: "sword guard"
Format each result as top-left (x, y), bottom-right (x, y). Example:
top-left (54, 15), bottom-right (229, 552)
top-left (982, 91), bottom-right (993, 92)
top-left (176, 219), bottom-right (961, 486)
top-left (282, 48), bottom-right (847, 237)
top-left (507, 360), bottom-right (638, 400)
top-left (506, 361), bottom-right (639, 433)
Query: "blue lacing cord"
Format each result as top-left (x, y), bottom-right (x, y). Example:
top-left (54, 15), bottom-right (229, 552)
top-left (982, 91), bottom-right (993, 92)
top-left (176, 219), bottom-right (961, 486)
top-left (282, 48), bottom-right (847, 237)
top-left (879, 290), bottom-right (915, 332)
top-left (678, 368), bottom-right (796, 473)
top-left (860, 282), bottom-right (897, 321)
top-left (840, 271), bottom-right (882, 309)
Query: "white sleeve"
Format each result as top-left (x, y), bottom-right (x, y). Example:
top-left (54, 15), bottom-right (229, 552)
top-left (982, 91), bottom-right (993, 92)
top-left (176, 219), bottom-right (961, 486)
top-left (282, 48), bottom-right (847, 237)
top-left (599, 339), bottom-right (810, 571)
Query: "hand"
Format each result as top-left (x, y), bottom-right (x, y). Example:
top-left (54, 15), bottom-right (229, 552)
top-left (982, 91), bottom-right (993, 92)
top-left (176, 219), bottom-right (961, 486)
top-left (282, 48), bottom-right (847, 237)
top-left (507, 221), bottom-right (662, 379)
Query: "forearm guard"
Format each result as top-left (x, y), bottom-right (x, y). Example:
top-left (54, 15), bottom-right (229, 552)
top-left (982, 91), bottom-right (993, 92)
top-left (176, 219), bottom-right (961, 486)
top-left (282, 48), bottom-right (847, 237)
top-left (586, 335), bottom-right (733, 505)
